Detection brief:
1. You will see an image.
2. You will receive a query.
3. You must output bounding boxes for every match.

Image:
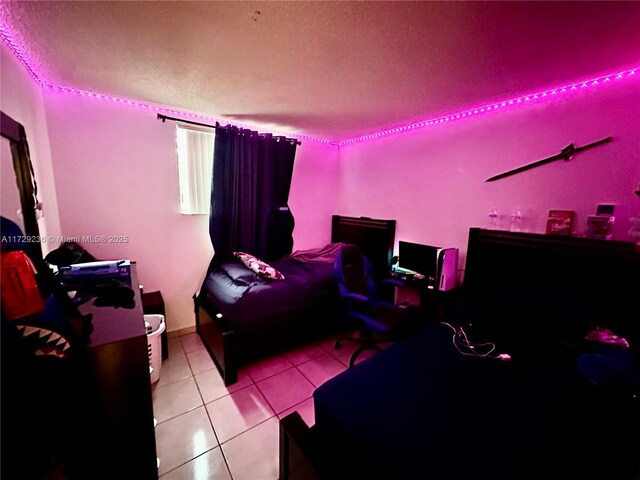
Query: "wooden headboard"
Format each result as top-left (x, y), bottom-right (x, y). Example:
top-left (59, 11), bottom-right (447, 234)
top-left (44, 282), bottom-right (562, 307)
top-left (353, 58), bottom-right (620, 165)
top-left (331, 215), bottom-right (396, 279)
top-left (462, 228), bottom-right (640, 352)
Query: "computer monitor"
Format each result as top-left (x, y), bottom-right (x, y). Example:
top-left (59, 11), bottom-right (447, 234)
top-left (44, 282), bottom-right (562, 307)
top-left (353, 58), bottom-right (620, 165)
top-left (398, 241), bottom-right (438, 277)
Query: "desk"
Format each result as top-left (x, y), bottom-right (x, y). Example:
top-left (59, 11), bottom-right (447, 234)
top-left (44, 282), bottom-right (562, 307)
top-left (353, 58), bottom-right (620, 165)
top-left (389, 275), bottom-right (459, 319)
top-left (73, 264), bottom-right (158, 479)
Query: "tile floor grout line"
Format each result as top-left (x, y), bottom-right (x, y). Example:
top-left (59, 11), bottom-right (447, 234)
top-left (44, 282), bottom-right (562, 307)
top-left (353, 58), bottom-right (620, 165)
top-left (247, 362), bottom-right (296, 384)
top-left (155, 373), bottom-right (193, 390)
top-left (153, 371), bottom-right (195, 390)
top-left (167, 333), bottom-right (232, 477)
top-left (295, 364), bottom-right (323, 390)
top-left (202, 381), bottom-right (262, 408)
top-left (249, 361), bottom-right (296, 384)
top-left (285, 344), bottom-right (329, 366)
top-left (154, 350), bottom-right (192, 388)
top-left (168, 334), bottom-right (286, 479)
top-left (154, 403), bottom-right (203, 426)
top-left (202, 399), bottom-right (234, 479)
top-left (184, 349), bottom-right (198, 377)
top-left (198, 372), bottom-right (258, 406)
top-left (326, 347), bottom-right (350, 368)
top-left (193, 370), bottom-right (211, 407)
top-left (278, 394), bottom-right (314, 421)
top-left (253, 375), bottom-right (290, 417)
top-left (230, 332), bottom-right (347, 383)
top-left (218, 414), bottom-right (278, 447)
top-left (158, 445), bottom-right (223, 479)
top-left (158, 334), bottom-right (346, 477)
top-left (203, 383), bottom-right (277, 449)
top-left (155, 365), bottom-right (193, 389)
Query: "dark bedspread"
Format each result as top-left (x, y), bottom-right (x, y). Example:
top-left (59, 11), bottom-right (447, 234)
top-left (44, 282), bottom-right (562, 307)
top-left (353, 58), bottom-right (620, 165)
top-left (312, 322), bottom-right (639, 479)
top-left (203, 246), bottom-right (342, 333)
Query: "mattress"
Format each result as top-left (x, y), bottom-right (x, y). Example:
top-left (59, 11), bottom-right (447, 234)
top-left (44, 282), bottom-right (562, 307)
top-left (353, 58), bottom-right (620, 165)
top-left (311, 322), bottom-right (636, 479)
top-left (202, 256), bottom-right (337, 333)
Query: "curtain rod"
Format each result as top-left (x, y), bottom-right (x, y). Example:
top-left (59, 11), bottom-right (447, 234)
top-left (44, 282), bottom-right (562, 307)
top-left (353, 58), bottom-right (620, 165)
top-left (156, 114), bottom-right (301, 145)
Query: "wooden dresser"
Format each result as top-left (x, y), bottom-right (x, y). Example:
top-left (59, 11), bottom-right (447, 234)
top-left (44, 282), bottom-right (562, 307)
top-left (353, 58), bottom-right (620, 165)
top-left (72, 263), bottom-right (158, 479)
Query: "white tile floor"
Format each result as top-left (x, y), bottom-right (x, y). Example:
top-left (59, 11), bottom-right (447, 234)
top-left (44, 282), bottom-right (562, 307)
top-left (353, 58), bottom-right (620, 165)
top-left (153, 331), bottom-right (380, 479)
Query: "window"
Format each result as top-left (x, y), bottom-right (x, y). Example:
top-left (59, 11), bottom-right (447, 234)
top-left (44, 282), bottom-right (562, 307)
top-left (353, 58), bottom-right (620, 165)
top-left (176, 125), bottom-right (214, 215)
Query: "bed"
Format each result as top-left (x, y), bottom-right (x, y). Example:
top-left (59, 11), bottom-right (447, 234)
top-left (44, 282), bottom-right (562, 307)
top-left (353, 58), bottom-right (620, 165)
top-left (194, 215), bottom-right (396, 385)
top-left (279, 228), bottom-right (640, 480)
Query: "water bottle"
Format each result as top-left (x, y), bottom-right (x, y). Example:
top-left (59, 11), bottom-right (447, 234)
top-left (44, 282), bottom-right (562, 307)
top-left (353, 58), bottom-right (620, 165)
top-left (488, 209), bottom-right (498, 229)
top-left (510, 210), bottom-right (522, 232)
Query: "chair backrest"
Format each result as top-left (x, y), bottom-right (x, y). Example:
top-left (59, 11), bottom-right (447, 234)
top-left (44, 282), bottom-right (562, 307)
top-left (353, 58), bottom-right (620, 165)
top-left (335, 244), bottom-right (376, 298)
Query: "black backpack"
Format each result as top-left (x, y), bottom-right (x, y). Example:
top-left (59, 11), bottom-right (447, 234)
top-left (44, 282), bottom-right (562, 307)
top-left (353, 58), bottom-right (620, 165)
top-left (45, 241), bottom-right (97, 266)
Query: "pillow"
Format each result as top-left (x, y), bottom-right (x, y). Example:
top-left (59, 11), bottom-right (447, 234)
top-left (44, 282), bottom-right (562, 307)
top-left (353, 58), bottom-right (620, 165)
top-left (233, 252), bottom-right (285, 280)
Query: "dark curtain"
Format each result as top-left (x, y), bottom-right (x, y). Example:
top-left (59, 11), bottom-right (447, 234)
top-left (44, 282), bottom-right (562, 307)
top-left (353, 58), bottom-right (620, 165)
top-left (209, 123), bottom-right (297, 264)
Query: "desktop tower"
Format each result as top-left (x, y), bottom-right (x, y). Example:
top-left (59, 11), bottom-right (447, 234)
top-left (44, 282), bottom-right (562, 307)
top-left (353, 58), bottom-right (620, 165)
top-left (435, 247), bottom-right (459, 291)
top-left (397, 241), bottom-right (459, 291)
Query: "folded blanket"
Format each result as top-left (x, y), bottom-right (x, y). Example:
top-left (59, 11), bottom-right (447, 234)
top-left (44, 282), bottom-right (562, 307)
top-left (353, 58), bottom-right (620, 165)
top-left (288, 242), bottom-right (346, 263)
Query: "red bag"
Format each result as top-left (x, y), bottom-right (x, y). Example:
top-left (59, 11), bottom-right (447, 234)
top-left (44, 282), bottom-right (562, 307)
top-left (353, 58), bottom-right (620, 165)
top-left (1, 250), bottom-right (45, 320)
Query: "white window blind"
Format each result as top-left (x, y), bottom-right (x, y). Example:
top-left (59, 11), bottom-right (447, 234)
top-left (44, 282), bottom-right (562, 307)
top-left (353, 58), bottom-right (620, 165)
top-left (176, 125), bottom-right (214, 215)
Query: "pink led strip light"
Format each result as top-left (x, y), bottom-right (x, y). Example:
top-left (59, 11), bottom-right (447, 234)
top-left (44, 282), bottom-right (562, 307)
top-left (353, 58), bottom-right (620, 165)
top-left (0, 21), bottom-right (334, 145)
top-left (51, 85), bottom-right (335, 145)
top-left (0, 24), bottom-right (44, 86)
top-left (40, 84), bottom-right (335, 145)
top-left (2, 20), bottom-right (637, 147)
top-left (338, 68), bottom-right (639, 146)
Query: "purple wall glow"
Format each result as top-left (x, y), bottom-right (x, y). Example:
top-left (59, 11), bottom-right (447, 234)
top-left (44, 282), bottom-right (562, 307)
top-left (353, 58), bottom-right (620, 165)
top-left (289, 144), bottom-right (341, 250)
top-left (34, 66), bottom-right (638, 148)
top-left (336, 79), bottom-right (640, 281)
top-left (43, 93), bottom-right (209, 335)
top-left (3, 16), bottom-right (341, 332)
top-left (0, 22), bottom-right (334, 145)
top-left (41, 93), bottom-right (340, 332)
top-left (0, 41), bottom-right (62, 250)
top-left (0, 22), bottom-right (44, 86)
top-left (338, 68), bottom-right (638, 146)
top-left (2, 20), bottom-right (637, 147)
top-left (3, 18), bottom-right (638, 328)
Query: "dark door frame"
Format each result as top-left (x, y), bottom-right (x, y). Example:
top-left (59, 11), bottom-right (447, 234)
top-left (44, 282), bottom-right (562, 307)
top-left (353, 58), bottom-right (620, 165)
top-left (1, 110), bottom-right (43, 260)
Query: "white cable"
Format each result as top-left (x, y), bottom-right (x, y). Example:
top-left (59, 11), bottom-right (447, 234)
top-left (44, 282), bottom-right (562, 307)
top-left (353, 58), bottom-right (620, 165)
top-left (440, 322), bottom-right (498, 359)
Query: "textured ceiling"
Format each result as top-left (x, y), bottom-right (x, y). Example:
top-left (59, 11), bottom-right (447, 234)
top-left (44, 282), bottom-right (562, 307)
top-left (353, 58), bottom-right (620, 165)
top-left (2, 1), bottom-right (640, 141)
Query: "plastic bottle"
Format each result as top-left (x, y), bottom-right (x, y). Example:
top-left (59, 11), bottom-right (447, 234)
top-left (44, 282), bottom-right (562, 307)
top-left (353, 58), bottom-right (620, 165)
top-left (510, 210), bottom-right (522, 232)
top-left (488, 209), bottom-right (498, 229)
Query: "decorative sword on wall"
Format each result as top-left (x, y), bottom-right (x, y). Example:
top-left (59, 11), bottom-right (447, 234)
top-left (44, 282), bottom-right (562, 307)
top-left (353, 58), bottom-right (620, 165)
top-left (485, 136), bottom-right (612, 182)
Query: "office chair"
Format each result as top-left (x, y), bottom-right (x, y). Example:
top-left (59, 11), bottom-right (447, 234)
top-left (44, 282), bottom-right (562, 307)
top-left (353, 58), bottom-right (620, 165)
top-left (334, 244), bottom-right (412, 367)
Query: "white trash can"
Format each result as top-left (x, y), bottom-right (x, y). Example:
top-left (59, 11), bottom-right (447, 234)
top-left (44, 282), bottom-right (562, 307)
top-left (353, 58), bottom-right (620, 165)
top-left (144, 314), bottom-right (166, 384)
